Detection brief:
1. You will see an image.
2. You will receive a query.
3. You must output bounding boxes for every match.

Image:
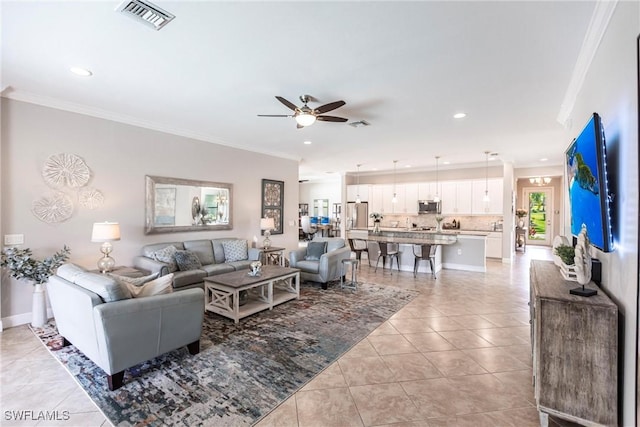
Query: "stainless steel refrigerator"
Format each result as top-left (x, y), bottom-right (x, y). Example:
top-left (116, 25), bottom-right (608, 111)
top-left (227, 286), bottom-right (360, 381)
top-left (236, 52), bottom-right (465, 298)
top-left (346, 202), bottom-right (368, 230)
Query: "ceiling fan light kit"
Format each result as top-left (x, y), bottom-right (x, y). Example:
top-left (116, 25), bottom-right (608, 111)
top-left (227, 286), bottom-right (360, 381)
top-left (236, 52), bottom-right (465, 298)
top-left (258, 95), bottom-right (348, 128)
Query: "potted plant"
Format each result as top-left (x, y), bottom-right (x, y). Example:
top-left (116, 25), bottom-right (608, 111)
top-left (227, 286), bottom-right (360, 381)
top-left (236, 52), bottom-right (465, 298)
top-left (370, 213), bottom-right (383, 233)
top-left (0, 245), bottom-right (70, 327)
top-left (554, 244), bottom-right (575, 266)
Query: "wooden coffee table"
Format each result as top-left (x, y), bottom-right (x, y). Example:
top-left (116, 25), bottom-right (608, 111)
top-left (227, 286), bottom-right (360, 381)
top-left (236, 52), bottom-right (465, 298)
top-left (204, 265), bottom-right (300, 323)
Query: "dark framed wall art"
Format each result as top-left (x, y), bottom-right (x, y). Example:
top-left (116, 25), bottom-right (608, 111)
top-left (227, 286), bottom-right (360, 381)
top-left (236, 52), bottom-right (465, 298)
top-left (261, 179), bottom-right (284, 234)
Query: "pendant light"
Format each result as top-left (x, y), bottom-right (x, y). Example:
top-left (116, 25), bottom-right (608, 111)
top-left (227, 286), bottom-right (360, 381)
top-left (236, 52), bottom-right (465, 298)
top-left (355, 164), bottom-right (362, 204)
top-left (392, 160), bottom-right (398, 204)
top-left (483, 151), bottom-right (490, 203)
top-left (433, 156), bottom-right (441, 202)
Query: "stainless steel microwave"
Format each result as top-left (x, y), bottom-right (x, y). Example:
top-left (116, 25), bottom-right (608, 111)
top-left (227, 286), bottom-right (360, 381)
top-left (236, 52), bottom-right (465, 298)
top-left (418, 200), bottom-right (441, 214)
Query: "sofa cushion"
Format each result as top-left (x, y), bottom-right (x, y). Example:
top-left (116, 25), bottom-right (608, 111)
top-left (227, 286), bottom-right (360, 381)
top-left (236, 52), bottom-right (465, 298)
top-left (151, 245), bottom-right (179, 273)
top-left (57, 263), bottom-right (131, 302)
top-left (222, 239), bottom-right (248, 262)
top-left (174, 250), bottom-right (203, 271)
top-left (305, 241), bottom-right (327, 261)
top-left (227, 260), bottom-right (253, 271)
top-left (295, 260), bottom-right (321, 274)
top-left (172, 269), bottom-right (207, 289)
top-left (183, 240), bottom-right (215, 265)
top-left (201, 263), bottom-right (235, 276)
top-left (126, 274), bottom-right (174, 298)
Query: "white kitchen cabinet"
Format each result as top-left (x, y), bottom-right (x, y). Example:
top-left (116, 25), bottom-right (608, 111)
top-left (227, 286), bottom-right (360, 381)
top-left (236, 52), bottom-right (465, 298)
top-left (486, 232), bottom-right (502, 258)
top-left (347, 184), bottom-right (369, 202)
top-left (418, 182), bottom-right (440, 201)
top-left (369, 185), bottom-right (384, 216)
top-left (370, 184), bottom-right (396, 215)
top-left (471, 179), bottom-right (503, 215)
top-left (403, 183), bottom-right (419, 214)
top-left (441, 180), bottom-right (472, 215)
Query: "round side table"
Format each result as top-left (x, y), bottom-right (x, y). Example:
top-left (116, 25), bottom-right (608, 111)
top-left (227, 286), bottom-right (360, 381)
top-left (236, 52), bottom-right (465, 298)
top-left (341, 258), bottom-right (359, 291)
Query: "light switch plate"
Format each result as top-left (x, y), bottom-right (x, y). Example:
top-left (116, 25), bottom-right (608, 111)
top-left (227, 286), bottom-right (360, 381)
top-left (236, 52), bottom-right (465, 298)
top-left (4, 234), bottom-right (24, 245)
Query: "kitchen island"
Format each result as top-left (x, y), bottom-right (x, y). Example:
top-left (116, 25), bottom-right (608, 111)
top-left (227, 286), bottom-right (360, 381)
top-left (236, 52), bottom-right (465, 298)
top-left (347, 228), bottom-right (488, 274)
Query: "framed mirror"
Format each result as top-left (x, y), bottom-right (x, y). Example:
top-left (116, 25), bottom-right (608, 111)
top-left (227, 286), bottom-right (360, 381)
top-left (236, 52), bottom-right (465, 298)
top-left (145, 175), bottom-right (233, 234)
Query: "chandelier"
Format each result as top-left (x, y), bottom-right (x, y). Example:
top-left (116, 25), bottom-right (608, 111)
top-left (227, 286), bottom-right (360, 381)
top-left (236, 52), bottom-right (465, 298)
top-left (529, 177), bottom-right (552, 186)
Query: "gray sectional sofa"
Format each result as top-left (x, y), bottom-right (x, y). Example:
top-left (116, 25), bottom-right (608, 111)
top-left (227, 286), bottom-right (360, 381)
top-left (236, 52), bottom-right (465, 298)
top-left (133, 238), bottom-right (261, 290)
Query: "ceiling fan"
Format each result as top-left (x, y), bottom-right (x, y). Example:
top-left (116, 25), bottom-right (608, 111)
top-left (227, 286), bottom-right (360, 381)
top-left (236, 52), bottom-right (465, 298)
top-left (258, 95), bottom-right (348, 128)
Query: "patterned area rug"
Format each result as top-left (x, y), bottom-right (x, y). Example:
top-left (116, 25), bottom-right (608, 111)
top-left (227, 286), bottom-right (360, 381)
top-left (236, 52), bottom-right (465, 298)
top-left (33, 282), bottom-right (418, 426)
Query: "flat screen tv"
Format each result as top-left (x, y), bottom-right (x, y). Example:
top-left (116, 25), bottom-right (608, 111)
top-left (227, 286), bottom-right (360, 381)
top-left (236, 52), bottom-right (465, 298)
top-left (565, 112), bottom-right (614, 252)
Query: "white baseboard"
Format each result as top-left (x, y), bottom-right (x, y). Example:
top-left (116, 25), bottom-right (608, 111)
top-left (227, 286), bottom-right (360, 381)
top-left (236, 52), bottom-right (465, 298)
top-left (442, 263), bottom-right (486, 273)
top-left (1, 308), bottom-right (53, 330)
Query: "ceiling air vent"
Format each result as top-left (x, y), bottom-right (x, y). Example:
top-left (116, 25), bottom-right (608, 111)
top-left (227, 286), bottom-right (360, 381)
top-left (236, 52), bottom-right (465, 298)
top-left (348, 120), bottom-right (370, 128)
top-left (116, 0), bottom-right (175, 31)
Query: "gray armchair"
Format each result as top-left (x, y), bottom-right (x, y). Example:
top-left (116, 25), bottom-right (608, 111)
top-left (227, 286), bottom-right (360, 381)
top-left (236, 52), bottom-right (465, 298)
top-left (289, 237), bottom-right (352, 289)
top-left (47, 264), bottom-right (204, 390)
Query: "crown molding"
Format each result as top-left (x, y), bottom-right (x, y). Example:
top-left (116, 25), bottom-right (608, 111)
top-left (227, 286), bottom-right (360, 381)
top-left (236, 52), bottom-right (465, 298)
top-left (556, 0), bottom-right (618, 127)
top-left (2, 90), bottom-right (301, 162)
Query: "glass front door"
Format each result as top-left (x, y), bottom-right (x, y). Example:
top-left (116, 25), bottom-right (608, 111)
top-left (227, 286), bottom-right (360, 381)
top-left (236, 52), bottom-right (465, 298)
top-left (524, 188), bottom-right (553, 246)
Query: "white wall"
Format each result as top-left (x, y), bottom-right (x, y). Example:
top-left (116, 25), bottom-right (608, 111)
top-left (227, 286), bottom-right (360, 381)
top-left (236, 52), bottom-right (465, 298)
top-left (0, 99), bottom-right (300, 326)
top-left (562, 2), bottom-right (638, 424)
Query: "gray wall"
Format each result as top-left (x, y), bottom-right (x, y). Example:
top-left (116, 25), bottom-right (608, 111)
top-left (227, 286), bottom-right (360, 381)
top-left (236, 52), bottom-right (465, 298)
top-left (562, 2), bottom-right (638, 424)
top-left (0, 99), bottom-right (300, 325)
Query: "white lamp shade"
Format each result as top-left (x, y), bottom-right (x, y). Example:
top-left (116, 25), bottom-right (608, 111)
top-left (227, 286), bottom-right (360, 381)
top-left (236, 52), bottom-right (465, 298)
top-left (260, 217), bottom-right (275, 230)
top-left (91, 222), bottom-right (121, 242)
top-left (295, 113), bottom-right (316, 127)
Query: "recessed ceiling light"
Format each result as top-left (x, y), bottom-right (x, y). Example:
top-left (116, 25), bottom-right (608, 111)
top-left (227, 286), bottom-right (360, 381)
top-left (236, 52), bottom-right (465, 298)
top-left (405, 165), bottom-right (411, 168)
top-left (540, 158), bottom-right (548, 162)
top-left (443, 161), bottom-right (450, 165)
top-left (453, 112), bottom-right (466, 119)
top-left (70, 67), bottom-right (92, 77)
top-left (303, 140), bottom-right (312, 145)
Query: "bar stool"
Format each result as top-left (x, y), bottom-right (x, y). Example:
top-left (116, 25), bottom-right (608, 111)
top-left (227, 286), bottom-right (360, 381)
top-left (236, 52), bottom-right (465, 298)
top-left (348, 238), bottom-right (368, 267)
top-left (341, 258), bottom-right (359, 291)
top-left (412, 244), bottom-right (437, 279)
top-left (375, 242), bottom-right (400, 274)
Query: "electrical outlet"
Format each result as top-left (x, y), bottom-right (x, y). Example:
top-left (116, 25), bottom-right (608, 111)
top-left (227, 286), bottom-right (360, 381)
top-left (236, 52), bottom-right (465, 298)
top-left (457, 248), bottom-right (462, 255)
top-left (4, 234), bottom-right (24, 245)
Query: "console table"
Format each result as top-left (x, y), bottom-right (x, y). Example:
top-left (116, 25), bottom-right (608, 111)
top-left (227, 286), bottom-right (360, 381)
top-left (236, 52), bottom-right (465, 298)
top-left (529, 260), bottom-right (617, 426)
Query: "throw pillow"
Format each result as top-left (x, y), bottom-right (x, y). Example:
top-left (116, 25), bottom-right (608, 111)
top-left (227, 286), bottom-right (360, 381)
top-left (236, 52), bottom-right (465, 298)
top-left (305, 241), bottom-right (327, 261)
top-left (117, 273), bottom-right (174, 298)
top-left (174, 250), bottom-right (203, 271)
top-left (222, 239), bottom-right (248, 262)
top-left (151, 245), bottom-right (179, 273)
top-left (108, 272), bottom-right (159, 288)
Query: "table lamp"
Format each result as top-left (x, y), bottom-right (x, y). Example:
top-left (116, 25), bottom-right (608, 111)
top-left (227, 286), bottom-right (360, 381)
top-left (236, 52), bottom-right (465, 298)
top-left (91, 222), bottom-right (121, 273)
top-left (260, 217), bottom-right (275, 249)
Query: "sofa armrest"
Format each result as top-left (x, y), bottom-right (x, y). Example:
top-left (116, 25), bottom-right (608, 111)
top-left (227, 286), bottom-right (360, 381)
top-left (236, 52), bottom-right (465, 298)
top-left (289, 248), bottom-right (307, 267)
top-left (318, 247), bottom-right (352, 282)
top-left (132, 256), bottom-right (169, 276)
top-left (93, 288), bottom-right (204, 374)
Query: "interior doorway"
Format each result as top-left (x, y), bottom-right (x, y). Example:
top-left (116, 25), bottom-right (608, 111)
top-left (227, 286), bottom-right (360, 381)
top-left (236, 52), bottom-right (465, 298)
top-left (524, 187), bottom-right (554, 246)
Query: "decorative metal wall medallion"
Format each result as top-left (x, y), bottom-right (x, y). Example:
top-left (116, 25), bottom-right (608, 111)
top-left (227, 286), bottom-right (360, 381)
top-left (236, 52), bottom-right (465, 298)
top-left (78, 188), bottom-right (104, 210)
top-left (32, 192), bottom-right (74, 223)
top-left (42, 153), bottom-right (91, 188)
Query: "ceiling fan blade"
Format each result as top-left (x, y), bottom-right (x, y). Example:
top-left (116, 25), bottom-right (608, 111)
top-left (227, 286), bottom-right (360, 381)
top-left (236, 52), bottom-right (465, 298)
top-left (257, 114), bottom-right (292, 117)
top-left (314, 100), bottom-right (346, 114)
top-left (316, 115), bottom-right (348, 122)
top-left (296, 123), bottom-right (305, 129)
top-left (275, 96), bottom-right (299, 112)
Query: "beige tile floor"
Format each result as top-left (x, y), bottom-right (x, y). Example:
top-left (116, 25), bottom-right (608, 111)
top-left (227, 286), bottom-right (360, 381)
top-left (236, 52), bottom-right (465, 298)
top-left (1, 246), bottom-right (553, 427)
